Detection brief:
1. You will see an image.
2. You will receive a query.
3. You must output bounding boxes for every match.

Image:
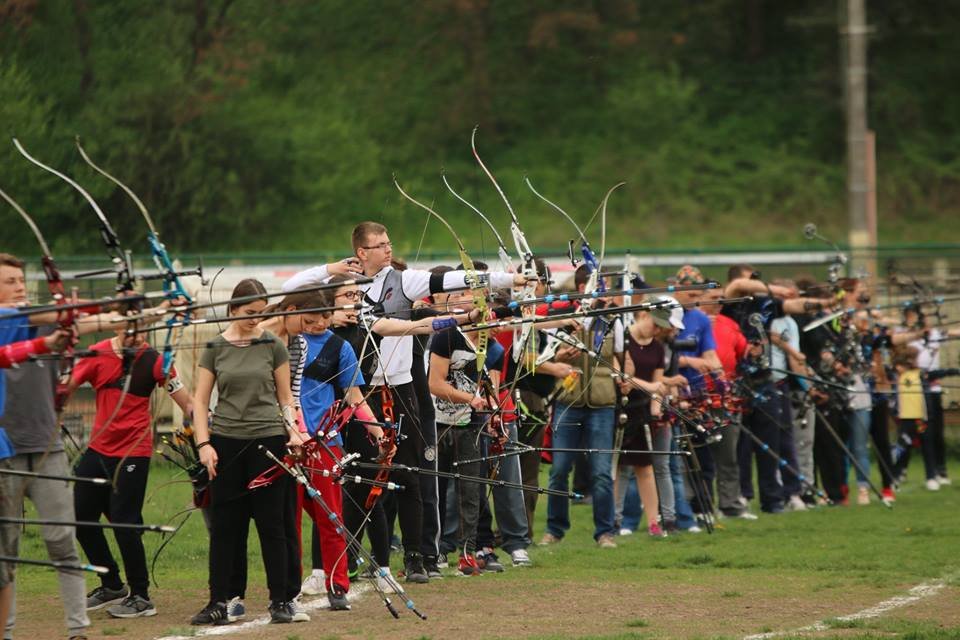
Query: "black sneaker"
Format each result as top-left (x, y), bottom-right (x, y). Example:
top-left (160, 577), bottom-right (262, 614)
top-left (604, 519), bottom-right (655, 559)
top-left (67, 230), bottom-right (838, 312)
top-left (403, 552), bottom-right (429, 584)
top-left (107, 594), bottom-right (157, 618)
top-left (423, 555), bottom-right (443, 579)
top-left (476, 549), bottom-right (504, 573)
top-left (269, 600), bottom-right (294, 624)
top-left (328, 587), bottom-right (351, 611)
top-left (86, 585), bottom-right (129, 611)
top-left (191, 601), bottom-right (230, 626)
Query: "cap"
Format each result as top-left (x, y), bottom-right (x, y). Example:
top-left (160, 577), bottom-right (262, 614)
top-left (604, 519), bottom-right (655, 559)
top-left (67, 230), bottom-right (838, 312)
top-left (675, 264), bottom-right (704, 285)
top-left (649, 295), bottom-right (684, 330)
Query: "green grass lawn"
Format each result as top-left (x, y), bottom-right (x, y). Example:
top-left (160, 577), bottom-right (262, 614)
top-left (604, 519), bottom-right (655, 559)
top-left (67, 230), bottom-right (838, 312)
top-left (12, 455), bottom-right (960, 640)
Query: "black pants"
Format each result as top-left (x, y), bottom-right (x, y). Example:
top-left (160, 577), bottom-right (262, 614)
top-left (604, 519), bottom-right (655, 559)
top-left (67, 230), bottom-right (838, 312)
top-left (200, 505), bottom-right (248, 599)
top-left (74, 450), bottom-right (151, 598)
top-left (869, 399), bottom-right (896, 488)
top-left (690, 442), bottom-right (715, 514)
top-left (744, 386), bottom-right (785, 512)
top-left (814, 404), bottom-right (847, 501)
top-left (368, 383), bottom-right (423, 555)
top-left (310, 524), bottom-right (321, 570)
top-left (892, 419), bottom-right (938, 481)
top-left (341, 421), bottom-right (391, 568)
top-left (283, 478), bottom-right (301, 601)
top-left (208, 434), bottom-right (289, 604)
top-left (926, 392), bottom-right (947, 477)
top-left (411, 360), bottom-right (441, 558)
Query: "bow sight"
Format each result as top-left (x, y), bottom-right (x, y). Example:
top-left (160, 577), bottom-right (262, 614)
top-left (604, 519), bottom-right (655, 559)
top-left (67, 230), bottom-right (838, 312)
top-left (803, 222), bottom-right (849, 285)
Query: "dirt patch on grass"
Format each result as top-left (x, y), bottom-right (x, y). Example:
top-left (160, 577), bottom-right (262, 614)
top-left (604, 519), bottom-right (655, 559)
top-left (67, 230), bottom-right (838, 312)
top-left (13, 572), bottom-right (950, 640)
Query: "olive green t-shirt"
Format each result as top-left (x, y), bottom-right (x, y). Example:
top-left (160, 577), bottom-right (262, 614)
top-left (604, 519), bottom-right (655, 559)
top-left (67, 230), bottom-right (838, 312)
top-left (198, 331), bottom-right (289, 439)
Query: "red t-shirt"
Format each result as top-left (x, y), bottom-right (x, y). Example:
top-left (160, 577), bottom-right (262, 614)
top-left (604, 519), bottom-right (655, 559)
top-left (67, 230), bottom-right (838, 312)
top-left (711, 314), bottom-right (747, 378)
top-left (72, 339), bottom-right (175, 458)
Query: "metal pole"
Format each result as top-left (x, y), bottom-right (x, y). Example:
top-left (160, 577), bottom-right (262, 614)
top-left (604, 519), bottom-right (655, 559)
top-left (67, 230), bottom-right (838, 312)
top-left (844, 0), bottom-right (870, 274)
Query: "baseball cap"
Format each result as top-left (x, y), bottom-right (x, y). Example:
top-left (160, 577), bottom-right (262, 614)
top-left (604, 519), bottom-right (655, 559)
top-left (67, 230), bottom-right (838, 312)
top-left (648, 295), bottom-right (684, 330)
top-left (674, 264), bottom-right (705, 285)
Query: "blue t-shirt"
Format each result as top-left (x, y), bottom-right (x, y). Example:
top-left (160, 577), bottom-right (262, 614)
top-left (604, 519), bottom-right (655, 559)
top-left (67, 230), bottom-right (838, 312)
top-left (676, 308), bottom-right (717, 389)
top-left (0, 308), bottom-right (34, 459)
top-left (0, 308), bottom-right (35, 422)
top-left (299, 331), bottom-right (365, 444)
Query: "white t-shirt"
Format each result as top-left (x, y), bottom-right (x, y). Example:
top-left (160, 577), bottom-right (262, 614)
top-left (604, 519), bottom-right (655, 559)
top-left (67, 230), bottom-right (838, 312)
top-left (283, 264), bottom-right (516, 386)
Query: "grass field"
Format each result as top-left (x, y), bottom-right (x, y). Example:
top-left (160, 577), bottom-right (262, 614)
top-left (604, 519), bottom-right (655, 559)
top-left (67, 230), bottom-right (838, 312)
top-left (11, 455), bottom-right (960, 640)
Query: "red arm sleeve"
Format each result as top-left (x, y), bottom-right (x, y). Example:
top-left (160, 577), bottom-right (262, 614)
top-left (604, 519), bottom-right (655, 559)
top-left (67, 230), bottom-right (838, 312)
top-left (0, 336), bottom-right (51, 369)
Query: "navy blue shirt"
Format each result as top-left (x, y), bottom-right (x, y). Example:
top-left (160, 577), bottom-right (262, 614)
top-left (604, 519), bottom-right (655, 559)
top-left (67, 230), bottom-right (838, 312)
top-left (676, 308), bottom-right (716, 390)
top-left (300, 331), bottom-right (365, 443)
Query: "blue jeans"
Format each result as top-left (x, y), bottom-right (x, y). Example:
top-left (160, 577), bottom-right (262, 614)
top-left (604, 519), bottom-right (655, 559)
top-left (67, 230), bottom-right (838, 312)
top-left (479, 422), bottom-right (531, 552)
top-left (652, 424), bottom-right (675, 521)
top-left (847, 408), bottom-right (872, 486)
top-left (615, 466), bottom-right (642, 531)
top-left (546, 405), bottom-right (616, 540)
top-left (669, 424), bottom-right (697, 529)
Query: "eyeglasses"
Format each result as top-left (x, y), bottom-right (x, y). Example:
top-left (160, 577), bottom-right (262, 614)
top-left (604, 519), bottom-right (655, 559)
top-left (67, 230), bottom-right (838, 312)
top-left (337, 290), bottom-right (362, 301)
top-left (361, 241), bottom-right (392, 251)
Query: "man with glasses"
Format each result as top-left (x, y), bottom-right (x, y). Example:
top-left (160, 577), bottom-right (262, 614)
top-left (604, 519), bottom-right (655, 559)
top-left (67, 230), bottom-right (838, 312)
top-left (282, 222), bottom-right (529, 582)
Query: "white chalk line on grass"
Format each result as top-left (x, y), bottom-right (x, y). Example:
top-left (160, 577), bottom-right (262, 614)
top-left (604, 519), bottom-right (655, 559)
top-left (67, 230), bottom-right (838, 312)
top-left (743, 580), bottom-right (948, 640)
top-left (153, 583), bottom-right (370, 640)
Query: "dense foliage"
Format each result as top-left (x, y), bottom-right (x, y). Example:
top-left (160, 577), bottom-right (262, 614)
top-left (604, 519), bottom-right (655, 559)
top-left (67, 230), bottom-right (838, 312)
top-left (1, 1), bottom-right (958, 260)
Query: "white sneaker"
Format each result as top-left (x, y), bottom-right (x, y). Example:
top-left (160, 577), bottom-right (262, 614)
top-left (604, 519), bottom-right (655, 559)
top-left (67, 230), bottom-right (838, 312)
top-left (226, 596), bottom-right (245, 622)
top-left (300, 570), bottom-right (326, 596)
top-left (736, 511), bottom-right (759, 520)
top-left (936, 475), bottom-right (951, 486)
top-left (376, 567), bottom-right (395, 592)
top-left (684, 525), bottom-right (703, 533)
top-left (786, 495), bottom-right (808, 512)
top-left (618, 527), bottom-right (634, 536)
top-left (291, 596), bottom-right (311, 622)
top-left (510, 549), bottom-right (532, 567)
top-left (925, 478), bottom-right (941, 491)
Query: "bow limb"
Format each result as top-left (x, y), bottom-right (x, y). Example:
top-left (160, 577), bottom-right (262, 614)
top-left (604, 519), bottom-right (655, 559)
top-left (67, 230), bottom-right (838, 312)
top-left (0, 187), bottom-right (70, 326)
top-left (0, 187), bottom-right (80, 512)
top-left (596, 183), bottom-right (621, 276)
top-left (469, 129), bottom-right (539, 283)
top-left (469, 130), bottom-right (542, 372)
top-left (591, 181), bottom-right (625, 293)
top-left (13, 137), bottom-right (144, 490)
top-left (442, 168), bottom-right (540, 370)
top-left (524, 176), bottom-right (590, 269)
top-left (441, 171), bottom-right (513, 275)
top-left (75, 138), bottom-right (197, 376)
top-left (12, 137), bottom-right (135, 294)
top-left (394, 176), bottom-right (489, 373)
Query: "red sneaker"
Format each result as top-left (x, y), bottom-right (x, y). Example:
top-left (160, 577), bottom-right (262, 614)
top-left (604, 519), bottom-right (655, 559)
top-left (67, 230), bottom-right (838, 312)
top-left (881, 487), bottom-right (896, 503)
top-left (458, 554), bottom-right (482, 576)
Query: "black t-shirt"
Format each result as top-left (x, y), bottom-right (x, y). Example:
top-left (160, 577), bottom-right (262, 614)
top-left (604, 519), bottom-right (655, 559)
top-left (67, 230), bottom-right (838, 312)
top-left (333, 323), bottom-right (377, 383)
top-left (430, 328), bottom-right (503, 425)
top-left (720, 295), bottom-right (785, 342)
top-left (794, 313), bottom-right (836, 372)
top-left (409, 306), bottom-right (438, 359)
